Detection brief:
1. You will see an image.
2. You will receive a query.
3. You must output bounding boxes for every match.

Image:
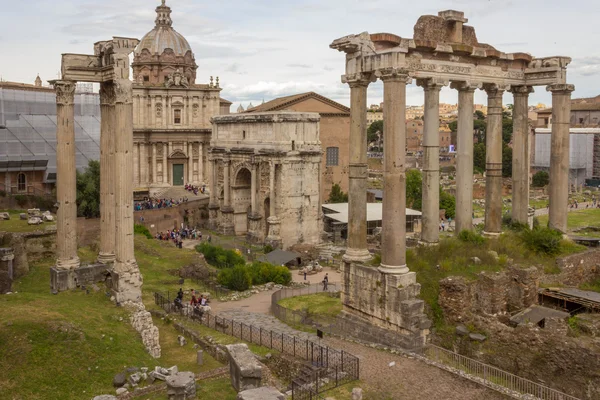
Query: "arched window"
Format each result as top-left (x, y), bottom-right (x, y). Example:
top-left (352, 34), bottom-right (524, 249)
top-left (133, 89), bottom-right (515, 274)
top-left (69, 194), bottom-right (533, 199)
top-left (17, 173), bottom-right (26, 192)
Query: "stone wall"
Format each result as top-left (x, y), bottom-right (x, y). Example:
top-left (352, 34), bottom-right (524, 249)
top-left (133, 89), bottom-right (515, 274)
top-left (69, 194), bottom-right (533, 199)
top-left (540, 249), bottom-right (600, 286)
top-left (136, 198), bottom-right (209, 235)
top-left (341, 262), bottom-right (430, 350)
top-left (439, 266), bottom-right (539, 323)
top-left (0, 230), bottom-right (56, 278)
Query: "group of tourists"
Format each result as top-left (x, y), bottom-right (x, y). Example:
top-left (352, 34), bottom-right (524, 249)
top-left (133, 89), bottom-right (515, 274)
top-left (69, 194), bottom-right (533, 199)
top-left (184, 183), bottom-right (206, 196)
top-left (155, 227), bottom-right (210, 248)
top-left (135, 197), bottom-right (188, 211)
top-left (173, 288), bottom-right (210, 317)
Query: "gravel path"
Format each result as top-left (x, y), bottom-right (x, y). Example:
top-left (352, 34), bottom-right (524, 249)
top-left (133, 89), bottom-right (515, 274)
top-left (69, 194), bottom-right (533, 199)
top-left (322, 337), bottom-right (509, 400)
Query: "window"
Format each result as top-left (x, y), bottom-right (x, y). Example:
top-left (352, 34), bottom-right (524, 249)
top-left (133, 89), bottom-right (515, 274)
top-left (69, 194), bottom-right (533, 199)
top-left (17, 173), bottom-right (26, 192)
top-left (174, 109), bottom-right (182, 124)
top-left (326, 147), bottom-right (339, 166)
top-left (243, 130), bottom-right (246, 139)
top-left (143, 76), bottom-right (149, 82)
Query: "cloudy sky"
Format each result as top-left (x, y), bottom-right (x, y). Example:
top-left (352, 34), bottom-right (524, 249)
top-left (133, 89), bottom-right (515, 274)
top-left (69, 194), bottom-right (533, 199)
top-left (2, 0), bottom-right (599, 110)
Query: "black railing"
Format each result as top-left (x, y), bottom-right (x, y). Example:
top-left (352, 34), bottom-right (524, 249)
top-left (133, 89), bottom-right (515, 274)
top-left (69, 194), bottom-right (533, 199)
top-left (153, 290), bottom-right (359, 399)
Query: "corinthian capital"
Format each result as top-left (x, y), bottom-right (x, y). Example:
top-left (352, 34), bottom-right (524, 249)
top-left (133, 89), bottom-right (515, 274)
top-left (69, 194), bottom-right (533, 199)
top-left (377, 67), bottom-right (409, 82)
top-left (546, 84), bottom-right (575, 94)
top-left (483, 83), bottom-right (510, 96)
top-left (343, 73), bottom-right (375, 88)
top-left (509, 85), bottom-right (534, 96)
top-left (450, 80), bottom-right (482, 92)
top-left (54, 81), bottom-right (76, 106)
top-left (416, 78), bottom-right (447, 91)
top-left (114, 80), bottom-right (133, 104)
top-left (99, 82), bottom-right (116, 106)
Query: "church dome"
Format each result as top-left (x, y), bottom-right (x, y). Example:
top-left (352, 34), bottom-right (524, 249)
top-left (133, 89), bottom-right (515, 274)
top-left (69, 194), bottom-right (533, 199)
top-left (132, 0), bottom-right (198, 86)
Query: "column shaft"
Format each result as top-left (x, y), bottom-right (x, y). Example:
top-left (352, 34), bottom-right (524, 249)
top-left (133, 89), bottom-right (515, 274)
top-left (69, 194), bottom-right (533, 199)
top-left (188, 142), bottom-right (194, 184)
top-left (453, 83), bottom-right (476, 233)
top-left (98, 82), bottom-right (116, 264)
top-left (344, 77), bottom-right (371, 263)
top-left (209, 159), bottom-right (218, 205)
top-left (269, 162), bottom-right (276, 217)
top-left (139, 143), bottom-right (146, 185)
top-left (512, 87), bottom-right (533, 224)
top-left (223, 160), bottom-right (231, 208)
top-left (163, 142), bottom-right (168, 184)
top-left (54, 81), bottom-right (80, 273)
top-left (379, 73), bottom-right (408, 274)
top-left (548, 84), bottom-right (575, 233)
top-left (152, 143), bottom-right (157, 184)
top-left (251, 162), bottom-right (258, 214)
top-left (419, 80), bottom-right (443, 244)
top-left (484, 85), bottom-right (505, 234)
top-left (198, 142), bottom-right (204, 183)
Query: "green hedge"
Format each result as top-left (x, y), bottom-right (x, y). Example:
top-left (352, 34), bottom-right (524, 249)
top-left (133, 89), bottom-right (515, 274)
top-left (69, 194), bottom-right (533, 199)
top-left (218, 266), bottom-right (252, 291)
top-left (218, 261), bottom-right (292, 291)
top-left (195, 243), bottom-right (246, 268)
top-left (519, 227), bottom-right (562, 255)
top-left (134, 224), bottom-right (153, 239)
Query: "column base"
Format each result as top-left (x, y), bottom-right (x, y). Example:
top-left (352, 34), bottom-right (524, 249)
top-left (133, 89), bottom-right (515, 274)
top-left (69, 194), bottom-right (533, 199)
top-left (378, 263), bottom-right (410, 275)
top-left (342, 248), bottom-right (372, 264)
top-left (111, 260), bottom-right (143, 304)
top-left (418, 240), bottom-right (439, 247)
top-left (56, 256), bottom-right (81, 272)
top-left (482, 231), bottom-right (501, 238)
top-left (97, 252), bottom-right (116, 265)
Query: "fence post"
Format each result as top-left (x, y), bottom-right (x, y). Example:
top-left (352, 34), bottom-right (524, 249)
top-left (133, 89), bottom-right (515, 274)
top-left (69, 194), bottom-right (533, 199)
top-left (293, 336), bottom-right (296, 357)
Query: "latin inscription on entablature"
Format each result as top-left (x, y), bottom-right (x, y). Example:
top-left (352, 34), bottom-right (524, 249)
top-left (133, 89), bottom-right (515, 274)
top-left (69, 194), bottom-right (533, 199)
top-left (406, 60), bottom-right (472, 75)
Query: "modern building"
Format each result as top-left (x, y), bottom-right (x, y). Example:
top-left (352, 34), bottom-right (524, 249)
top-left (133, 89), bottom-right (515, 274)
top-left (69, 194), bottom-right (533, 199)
top-left (244, 92), bottom-right (351, 202)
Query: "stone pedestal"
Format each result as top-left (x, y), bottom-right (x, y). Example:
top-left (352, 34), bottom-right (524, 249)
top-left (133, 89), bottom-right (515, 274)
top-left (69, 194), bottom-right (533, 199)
top-left (166, 371), bottom-right (196, 400)
top-left (0, 248), bottom-right (14, 294)
top-left (265, 216), bottom-right (282, 249)
top-left (208, 204), bottom-right (220, 230)
top-left (246, 214), bottom-right (263, 244)
top-left (225, 343), bottom-right (262, 392)
top-left (237, 387), bottom-right (284, 400)
top-left (220, 207), bottom-right (235, 236)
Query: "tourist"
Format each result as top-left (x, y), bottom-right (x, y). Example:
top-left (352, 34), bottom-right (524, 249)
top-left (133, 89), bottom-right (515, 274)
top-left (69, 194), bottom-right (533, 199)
top-left (304, 270), bottom-right (307, 281)
top-left (441, 220), bottom-right (445, 232)
top-left (200, 295), bottom-right (208, 306)
top-left (323, 273), bottom-right (329, 291)
top-left (190, 295), bottom-right (198, 307)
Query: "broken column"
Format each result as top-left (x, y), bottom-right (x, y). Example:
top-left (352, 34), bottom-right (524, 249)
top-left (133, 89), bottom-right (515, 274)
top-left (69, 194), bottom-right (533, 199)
top-left (0, 248), bottom-right (14, 294)
top-left (418, 78), bottom-right (444, 244)
top-left (379, 68), bottom-right (409, 274)
top-left (483, 84), bottom-right (505, 236)
top-left (452, 81), bottom-right (478, 233)
top-left (511, 86), bottom-right (534, 225)
top-left (98, 82), bottom-right (116, 264)
top-left (547, 84), bottom-right (574, 233)
top-left (166, 371), bottom-right (196, 400)
top-left (343, 74), bottom-right (372, 263)
top-left (54, 80), bottom-right (80, 287)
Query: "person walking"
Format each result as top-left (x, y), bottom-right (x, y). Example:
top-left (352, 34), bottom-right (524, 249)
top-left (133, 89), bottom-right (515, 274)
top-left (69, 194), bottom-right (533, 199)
top-left (322, 273), bottom-right (329, 291)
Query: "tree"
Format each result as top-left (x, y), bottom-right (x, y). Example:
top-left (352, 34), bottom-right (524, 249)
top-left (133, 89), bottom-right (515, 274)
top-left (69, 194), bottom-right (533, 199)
top-left (473, 142), bottom-right (486, 174)
top-left (440, 188), bottom-right (456, 219)
top-left (473, 119), bottom-right (487, 143)
top-left (327, 183), bottom-right (348, 203)
top-left (474, 110), bottom-right (486, 120)
top-left (367, 120), bottom-right (383, 144)
top-left (406, 169), bottom-right (423, 210)
top-left (502, 118), bottom-right (513, 144)
top-left (502, 144), bottom-right (512, 177)
top-left (532, 171), bottom-right (550, 188)
top-left (448, 120), bottom-right (458, 133)
top-left (76, 160), bottom-right (100, 218)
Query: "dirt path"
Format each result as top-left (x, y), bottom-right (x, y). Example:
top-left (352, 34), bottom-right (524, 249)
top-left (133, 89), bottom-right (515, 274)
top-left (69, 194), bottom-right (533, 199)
top-left (322, 337), bottom-right (509, 400)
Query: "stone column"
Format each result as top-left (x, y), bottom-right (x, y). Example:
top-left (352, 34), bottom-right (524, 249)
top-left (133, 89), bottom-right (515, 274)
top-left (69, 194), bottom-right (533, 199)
top-left (266, 161), bottom-right (281, 248)
top-left (139, 143), bottom-right (146, 186)
top-left (547, 84), bottom-right (575, 233)
top-left (208, 157), bottom-right (220, 229)
top-left (188, 142), bottom-right (194, 184)
top-left (152, 143), bottom-right (157, 184)
top-left (54, 81), bottom-right (80, 281)
top-left (112, 71), bottom-right (142, 302)
top-left (418, 78), bottom-right (444, 244)
top-left (98, 81), bottom-right (116, 264)
top-left (163, 142), bottom-right (169, 184)
top-left (379, 69), bottom-right (409, 275)
top-left (511, 86), bottom-right (534, 225)
top-left (247, 160), bottom-right (262, 244)
top-left (250, 161), bottom-right (258, 214)
top-left (198, 142), bottom-right (204, 183)
top-left (451, 82), bottom-right (478, 233)
top-left (343, 75), bottom-right (372, 263)
top-left (483, 84), bottom-right (506, 236)
top-left (221, 158), bottom-right (235, 235)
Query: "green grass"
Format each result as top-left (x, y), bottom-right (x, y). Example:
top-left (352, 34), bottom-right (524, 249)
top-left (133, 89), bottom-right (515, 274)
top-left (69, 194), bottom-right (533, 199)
top-left (537, 208), bottom-right (600, 233)
top-left (580, 277), bottom-right (600, 293)
top-left (278, 293), bottom-right (343, 322)
top-left (0, 210), bottom-right (56, 233)
top-left (144, 377), bottom-right (238, 400)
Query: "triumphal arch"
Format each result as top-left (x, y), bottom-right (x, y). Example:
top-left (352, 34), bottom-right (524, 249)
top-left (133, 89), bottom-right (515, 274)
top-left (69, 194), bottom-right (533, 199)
top-left (330, 10), bottom-right (573, 349)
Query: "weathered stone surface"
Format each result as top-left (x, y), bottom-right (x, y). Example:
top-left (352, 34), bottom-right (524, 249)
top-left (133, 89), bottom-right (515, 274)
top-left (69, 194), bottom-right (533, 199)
top-left (19, 213), bottom-right (27, 220)
top-left (129, 304), bottom-right (161, 358)
top-left (469, 333), bottom-right (487, 342)
top-left (456, 325), bottom-right (469, 336)
top-left (115, 387), bottom-right (128, 395)
top-left (225, 343), bottom-right (262, 392)
top-left (166, 371), bottom-right (196, 400)
top-left (178, 335), bottom-right (187, 347)
top-left (197, 350), bottom-right (204, 365)
top-left (351, 387), bottom-right (363, 400)
top-left (93, 396), bottom-right (117, 400)
top-left (27, 217), bottom-right (43, 225)
top-left (0, 212), bottom-right (10, 220)
top-left (112, 372), bottom-right (126, 387)
top-left (236, 386), bottom-right (285, 400)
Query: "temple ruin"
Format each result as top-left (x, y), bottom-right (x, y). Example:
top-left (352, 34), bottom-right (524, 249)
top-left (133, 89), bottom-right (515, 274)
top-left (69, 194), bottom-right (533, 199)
top-left (330, 10), bottom-right (573, 348)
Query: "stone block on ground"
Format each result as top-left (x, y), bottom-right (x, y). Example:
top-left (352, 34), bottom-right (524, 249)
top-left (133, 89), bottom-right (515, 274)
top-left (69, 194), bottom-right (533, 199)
top-left (0, 212), bottom-right (10, 220)
top-left (456, 325), bottom-right (469, 336)
top-left (42, 214), bottom-right (54, 222)
top-left (469, 333), bottom-right (487, 342)
top-left (27, 217), bottom-right (43, 225)
top-left (115, 387), bottom-right (128, 395)
top-left (93, 396), bottom-right (117, 400)
top-left (352, 387), bottom-right (363, 400)
top-left (197, 350), bottom-right (204, 365)
top-left (178, 335), bottom-right (187, 346)
top-left (166, 371), bottom-right (196, 400)
top-left (236, 386), bottom-right (285, 400)
top-left (27, 209), bottom-right (41, 216)
top-left (113, 372), bottom-right (126, 387)
top-left (225, 343), bottom-right (262, 392)
top-left (19, 213), bottom-right (27, 220)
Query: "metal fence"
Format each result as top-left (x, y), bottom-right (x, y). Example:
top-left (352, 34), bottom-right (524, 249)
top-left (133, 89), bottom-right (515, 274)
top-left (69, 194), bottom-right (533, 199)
top-left (188, 277), bottom-right (231, 299)
top-left (271, 283), bottom-right (340, 330)
top-left (154, 290), bottom-right (359, 400)
top-left (426, 345), bottom-right (581, 400)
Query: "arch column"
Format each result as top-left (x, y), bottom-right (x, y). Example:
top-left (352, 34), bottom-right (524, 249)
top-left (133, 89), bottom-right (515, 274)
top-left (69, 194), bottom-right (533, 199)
top-left (483, 84), bottom-right (506, 236)
top-left (343, 74), bottom-right (373, 264)
top-left (418, 78), bottom-right (445, 245)
top-left (266, 161), bottom-right (282, 249)
top-left (163, 142), bottom-right (169, 184)
top-left (379, 69), bottom-right (409, 275)
top-left (451, 81), bottom-right (479, 233)
top-left (220, 158), bottom-right (235, 235)
top-left (152, 143), bottom-right (157, 184)
top-left (98, 81), bottom-right (116, 264)
top-left (547, 84), bottom-right (575, 233)
top-left (188, 142), bottom-right (194, 184)
top-left (53, 80), bottom-right (80, 285)
top-left (208, 157), bottom-right (220, 229)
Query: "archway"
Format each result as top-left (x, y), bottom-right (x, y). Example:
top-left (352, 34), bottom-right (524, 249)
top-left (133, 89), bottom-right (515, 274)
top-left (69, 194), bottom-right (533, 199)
top-left (17, 173), bottom-right (26, 192)
top-left (232, 167), bottom-right (252, 235)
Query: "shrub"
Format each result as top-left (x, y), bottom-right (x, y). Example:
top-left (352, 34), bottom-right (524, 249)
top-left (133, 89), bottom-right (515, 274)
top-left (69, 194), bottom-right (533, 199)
top-left (14, 194), bottom-right (28, 208)
top-left (247, 262), bottom-right (292, 286)
top-left (532, 171), bottom-right (550, 188)
top-left (458, 230), bottom-right (485, 245)
top-left (218, 265), bottom-right (251, 291)
top-left (134, 224), bottom-right (153, 239)
top-left (196, 243), bottom-right (245, 268)
top-left (263, 244), bottom-right (274, 254)
top-left (519, 227), bottom-right (562, 255)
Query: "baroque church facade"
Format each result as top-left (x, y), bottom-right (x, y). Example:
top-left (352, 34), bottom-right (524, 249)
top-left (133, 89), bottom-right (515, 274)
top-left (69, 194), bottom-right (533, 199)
top-left (131, 1), bottom-right (231, 194)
